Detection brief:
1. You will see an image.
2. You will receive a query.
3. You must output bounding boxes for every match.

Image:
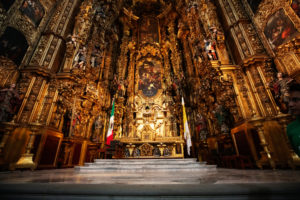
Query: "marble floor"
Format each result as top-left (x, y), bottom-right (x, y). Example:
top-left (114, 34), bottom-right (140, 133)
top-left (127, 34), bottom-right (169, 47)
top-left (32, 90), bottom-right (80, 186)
top-left (0, 167), bottom-right (300, 185)
top-left (1, 168), bottom-right (300, 199)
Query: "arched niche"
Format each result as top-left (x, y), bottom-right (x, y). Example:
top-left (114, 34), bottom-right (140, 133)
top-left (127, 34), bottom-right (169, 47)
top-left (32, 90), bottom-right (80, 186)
top-left (0, 0), bottom-right (16, 11)
top-left (247, 0), bottom-right (263, 13)
top-left (0, 27), bottom-right (28, 66)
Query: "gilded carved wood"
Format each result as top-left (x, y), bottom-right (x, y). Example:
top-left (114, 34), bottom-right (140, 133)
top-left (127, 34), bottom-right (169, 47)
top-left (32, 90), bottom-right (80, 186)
top-left (1, 0), bottom-right (299, 169)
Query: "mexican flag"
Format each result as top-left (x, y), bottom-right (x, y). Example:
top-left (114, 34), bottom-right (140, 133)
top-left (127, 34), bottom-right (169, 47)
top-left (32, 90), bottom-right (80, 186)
top-left (182, 97), bottom-right (192, 155)
top-left (106, 98), bottom-right (115, 146)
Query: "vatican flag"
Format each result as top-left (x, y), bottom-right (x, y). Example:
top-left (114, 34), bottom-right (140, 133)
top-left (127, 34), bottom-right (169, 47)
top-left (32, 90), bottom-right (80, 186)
top-left (106, 98), bottom-right (115, 146)
top-left (182, 97), bottom-right (192, 155)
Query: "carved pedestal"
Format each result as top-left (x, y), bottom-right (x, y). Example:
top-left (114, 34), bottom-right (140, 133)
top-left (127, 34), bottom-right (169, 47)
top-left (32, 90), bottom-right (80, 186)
top-left (12, 123), bottom-right (40, 170)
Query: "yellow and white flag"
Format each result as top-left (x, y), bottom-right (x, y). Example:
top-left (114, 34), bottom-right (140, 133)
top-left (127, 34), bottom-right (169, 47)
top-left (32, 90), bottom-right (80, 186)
top-left (182, 97), bottom-right (192, 155)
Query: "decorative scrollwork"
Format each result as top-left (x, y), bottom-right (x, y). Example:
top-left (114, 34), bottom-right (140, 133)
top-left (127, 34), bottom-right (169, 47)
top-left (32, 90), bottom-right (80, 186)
top-left (139, 143), bottom-right (154, 156)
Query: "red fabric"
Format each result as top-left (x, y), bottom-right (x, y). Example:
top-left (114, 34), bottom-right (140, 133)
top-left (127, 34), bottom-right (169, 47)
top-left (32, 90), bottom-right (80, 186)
top-left (106, 130), bottom-right (113, 145)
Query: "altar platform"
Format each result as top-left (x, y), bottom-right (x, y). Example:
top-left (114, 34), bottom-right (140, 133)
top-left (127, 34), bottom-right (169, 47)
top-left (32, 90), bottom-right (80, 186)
top-left (0, 159), bottom-right (300, 200)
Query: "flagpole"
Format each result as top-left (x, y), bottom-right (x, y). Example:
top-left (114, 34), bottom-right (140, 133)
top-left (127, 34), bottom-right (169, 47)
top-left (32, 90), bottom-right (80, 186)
top-left (182, 97), bottom-right (192, 156)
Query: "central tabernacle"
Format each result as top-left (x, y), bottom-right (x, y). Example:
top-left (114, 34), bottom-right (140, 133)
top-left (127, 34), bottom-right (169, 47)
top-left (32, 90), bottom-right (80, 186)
top-left (114, 15), bottom-right (184, 158)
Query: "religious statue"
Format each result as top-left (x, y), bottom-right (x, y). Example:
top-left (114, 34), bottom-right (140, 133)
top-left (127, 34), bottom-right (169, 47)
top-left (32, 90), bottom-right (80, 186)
top-left (195, 113), bottom-right (208, 140)
top-left (71, 111), bottom-right (81, 136)
top-left (0, 84), bottom-right (21, 122)
top-left (90, 45), bottom-right (102, 68)
top-left (91, 115), bottom-right (103, 142)
top-left (209, 26), bottom-right (218, 41)
top-left (62, 109), bottom-right (71, 137)
top-left (134, 95), bottom-right (141, 110)
top-left (117, 80), bottom-right (126, 97)
top-left (271, 72), bottom-right (293, 113)
top-left (170, 74), bottom-right (182, 97)
top-left (133, 148), bottom-right (140, 157)
top-left (111, 75), bottom-right (119, 95)
top-left (204, 39), bottom-right (218, 60)
top-left (213, 103), bottom-right (232, 134)
top-left (153, 146), bottom-right (161, 157)
top-left (66, 34), bottom-right (78, 49)
top-left (73, 46), bottom-right (87, 69)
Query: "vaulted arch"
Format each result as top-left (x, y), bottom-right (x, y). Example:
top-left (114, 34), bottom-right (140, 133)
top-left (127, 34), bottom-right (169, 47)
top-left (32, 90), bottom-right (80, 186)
top-left (0, 27), bottom-right (28, 66)
top-left (0, 0), bottom-right (16, 11)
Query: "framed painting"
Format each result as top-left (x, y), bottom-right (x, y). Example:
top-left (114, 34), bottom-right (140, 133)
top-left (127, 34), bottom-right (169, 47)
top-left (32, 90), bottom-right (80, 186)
top-left (138, 60), bottom-right (162, 98)
top-left (291, 0), bottom-right (300, 18)
top-left (264, 9), bottom-right (299, 49)
top-left (139, 17), bottom-right (159, 43)
top-left (19, 0), bottom-right (44, 27)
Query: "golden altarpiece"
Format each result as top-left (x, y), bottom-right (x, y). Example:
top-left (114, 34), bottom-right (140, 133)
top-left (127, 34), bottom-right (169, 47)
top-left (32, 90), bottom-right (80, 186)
top-left (0, 0), bottom-right (300, 170)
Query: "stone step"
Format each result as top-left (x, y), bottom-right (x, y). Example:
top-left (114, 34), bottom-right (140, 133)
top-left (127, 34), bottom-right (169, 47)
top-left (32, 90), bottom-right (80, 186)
top-left (76, 158), bottom-right (216, 172)
top-left (84, 163), bottom-right (206, 168)
top-left (75, 166), bottom-right (216, 172)
top-left (93, 159), bottom-right (201, 164)
top-left (89, 160), bottom-right (210, 165)
top-left (92, 160), bottom-right (206, 165)
top-left (93, 158), bottom-right (198, 163)
top-left (94, 158), bottom-right (197, 161)
top-left (81, 163), bottom-right (211, 169)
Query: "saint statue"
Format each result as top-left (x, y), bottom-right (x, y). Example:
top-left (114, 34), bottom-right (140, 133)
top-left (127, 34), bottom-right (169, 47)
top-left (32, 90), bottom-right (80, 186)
top-left (195, 113), bottom-right (208, 140)
top-left (204, 39), bottom-right (218, 60)
top-left (0, 84), bottom-right (21, 122)
top-left (71, 111), bottom-right (81, 136)
top-left (271, 72), bottom-right (293, 113)
top-left (66, 34), bottom-right (78, 49)
top-left (213, 103), bottom-right (232, 134)
top-left (117, 80), bottom-right (126, 97)
top-left (73, 47), bottom-right (87, 69)
top-left (62, 109), bottom-right (71, 137)
top-left (92, 115), bottom-right (103, 142)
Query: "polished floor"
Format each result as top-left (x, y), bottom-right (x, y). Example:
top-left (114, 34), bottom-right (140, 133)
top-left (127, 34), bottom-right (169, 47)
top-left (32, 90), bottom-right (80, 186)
top-left (0, 167), bottom-right (300, 184)
top-left (1, 168), bottom-right (300, 199)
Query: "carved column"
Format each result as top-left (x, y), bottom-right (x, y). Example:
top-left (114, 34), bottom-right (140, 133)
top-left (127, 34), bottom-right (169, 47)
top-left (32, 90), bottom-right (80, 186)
top-left (0, 57), bottom-right (19, 87)
top-left (16, 74), bottom-right (38, 123)
top-left (277, 115), bottom-right (299, 169)
top-left (180, 33), bottom-right (194, 78)
top-left (127, 41), bottom-right (136, 104)
top-left (40, 83), bottom-right (59, 125)
top-left (12, 123), bottom-right (41, 170)
top-left (168, 21), bottom-right (181, 77)
top-left (0, 7), bottom-right (7, 30)
top-left (103, 43), bottom-right (113, 83)
top-left (17, 0), bottom-right (81, 126)
top-left (30, 0), bottom-right (81, 72)
top-left (118, 22), bottom-right (130, 81)
top-left (0, 122), bottom-right (18, 165)
top-left (216, 0), bottom-right (277, 117)
top-left (252, 119), bottom-right (276, 169)
top-left (233, 68), bottom-right (258, 119)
